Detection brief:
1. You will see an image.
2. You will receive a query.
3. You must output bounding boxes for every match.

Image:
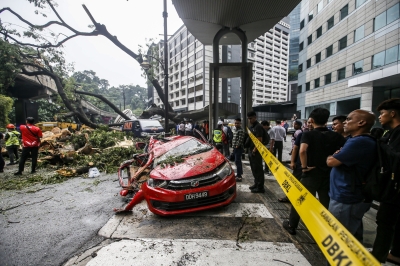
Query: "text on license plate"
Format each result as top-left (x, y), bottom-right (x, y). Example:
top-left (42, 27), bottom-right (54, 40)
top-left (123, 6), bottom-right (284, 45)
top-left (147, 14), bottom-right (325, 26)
top-left (185, 191), bottom-right (209, 200)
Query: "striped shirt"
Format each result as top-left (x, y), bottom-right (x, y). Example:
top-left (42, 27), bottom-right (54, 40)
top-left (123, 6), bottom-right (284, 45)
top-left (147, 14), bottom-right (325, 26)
top-left (232, 127), bottom-right (245, 148)
top-left (271, 125), bottom-right (286, 141)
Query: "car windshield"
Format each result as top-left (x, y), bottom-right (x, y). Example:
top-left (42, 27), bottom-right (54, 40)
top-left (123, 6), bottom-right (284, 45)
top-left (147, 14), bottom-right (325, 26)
top-left (140, 120), bottom-right (162, 128)
top-left (154, 138), bottom-right (212, 166)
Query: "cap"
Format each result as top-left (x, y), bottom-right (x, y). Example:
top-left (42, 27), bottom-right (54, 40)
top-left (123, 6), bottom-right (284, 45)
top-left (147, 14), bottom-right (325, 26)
top-left (217, 121), bottom-right (223, 125)
top-left (6, 124), bottom-right (15, 129)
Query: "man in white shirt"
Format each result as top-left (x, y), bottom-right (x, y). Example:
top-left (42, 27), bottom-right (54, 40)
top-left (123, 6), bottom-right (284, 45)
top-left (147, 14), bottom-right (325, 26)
top-left (269, 120), bottom-right (286, 162)
top-left (185, 120), bottom-right (193, 136)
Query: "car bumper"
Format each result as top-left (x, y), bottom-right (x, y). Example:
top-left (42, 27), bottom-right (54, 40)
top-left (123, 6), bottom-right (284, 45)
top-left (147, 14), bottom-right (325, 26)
top-left (142, 174), bottom-right (236, 216)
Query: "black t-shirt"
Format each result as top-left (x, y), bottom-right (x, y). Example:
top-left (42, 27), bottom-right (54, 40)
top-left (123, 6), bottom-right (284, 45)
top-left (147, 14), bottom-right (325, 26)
top-left (301, 127), bottom-right (346, 172)
top-left (249, 120), bottom-right (264, 149)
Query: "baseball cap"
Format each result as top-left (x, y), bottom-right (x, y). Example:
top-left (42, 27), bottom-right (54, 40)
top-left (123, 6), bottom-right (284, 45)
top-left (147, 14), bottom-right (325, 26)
top-left (217, 121), bottom-right (223, 125)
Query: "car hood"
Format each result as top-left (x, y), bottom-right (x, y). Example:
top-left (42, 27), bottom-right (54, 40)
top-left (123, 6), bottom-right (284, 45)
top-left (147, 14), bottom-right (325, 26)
top-left (150, 148), bottom-right (226, 180)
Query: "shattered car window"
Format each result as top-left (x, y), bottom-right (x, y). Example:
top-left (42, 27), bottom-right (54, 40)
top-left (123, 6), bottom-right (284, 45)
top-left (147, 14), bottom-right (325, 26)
top-left (154, 139), bottom-right (212, 166)
top-left (140, 120), bottom-right (163, 128)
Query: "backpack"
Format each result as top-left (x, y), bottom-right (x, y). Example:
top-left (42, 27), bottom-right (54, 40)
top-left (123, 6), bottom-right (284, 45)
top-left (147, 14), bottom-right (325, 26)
top-left (226, 126), bottom-right (233, 142)
top-left (357, 134), bottom-right (400, 203)
top-left (262, 128), bottom-right (270, 145)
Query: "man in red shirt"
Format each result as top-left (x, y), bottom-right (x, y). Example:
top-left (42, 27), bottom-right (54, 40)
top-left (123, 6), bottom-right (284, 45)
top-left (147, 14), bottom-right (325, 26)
top-left (15, 117), bottom-right (43, 175)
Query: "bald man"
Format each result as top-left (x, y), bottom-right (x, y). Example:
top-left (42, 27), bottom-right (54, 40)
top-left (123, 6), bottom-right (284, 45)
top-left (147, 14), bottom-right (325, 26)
top-left (326, 110), bottom-right (376, 242)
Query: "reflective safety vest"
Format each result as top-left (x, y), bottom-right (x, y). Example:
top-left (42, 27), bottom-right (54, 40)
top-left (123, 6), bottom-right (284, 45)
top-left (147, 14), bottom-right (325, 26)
top-left (213, 129), bottom-right (222, 143)
top-left (5, 130), bottom-right (20, 146)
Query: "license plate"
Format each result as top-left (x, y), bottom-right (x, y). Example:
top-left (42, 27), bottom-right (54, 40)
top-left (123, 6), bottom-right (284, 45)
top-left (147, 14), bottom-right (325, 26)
top-left (185, 191), bottom-right (209, 201)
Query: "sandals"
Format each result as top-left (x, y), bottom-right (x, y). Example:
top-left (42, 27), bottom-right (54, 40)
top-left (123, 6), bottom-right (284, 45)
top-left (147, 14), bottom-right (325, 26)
top-left (278, 197), bottom-right (290, 203)
top-left (235, 176), bottom-right (243, 182)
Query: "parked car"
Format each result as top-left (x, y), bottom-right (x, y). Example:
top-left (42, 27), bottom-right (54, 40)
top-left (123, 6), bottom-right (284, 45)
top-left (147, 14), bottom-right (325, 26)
top-left (122, 119), bottom-right (164, 138)
top-left (116, 135), bottom-right (236, 216)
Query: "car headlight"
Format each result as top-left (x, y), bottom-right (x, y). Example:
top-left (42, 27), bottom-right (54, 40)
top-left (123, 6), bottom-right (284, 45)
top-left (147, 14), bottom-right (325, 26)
top-left (147, 178), bottom-right (168, 188)
top-left (213, 162), bottom-right (232, 179)
top-left (141, 132), bottom-right (149, 136)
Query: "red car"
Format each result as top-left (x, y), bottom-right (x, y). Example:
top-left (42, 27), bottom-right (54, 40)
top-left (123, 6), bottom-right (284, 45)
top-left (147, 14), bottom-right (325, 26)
top-left (116, 135), bottom-right (236, 216)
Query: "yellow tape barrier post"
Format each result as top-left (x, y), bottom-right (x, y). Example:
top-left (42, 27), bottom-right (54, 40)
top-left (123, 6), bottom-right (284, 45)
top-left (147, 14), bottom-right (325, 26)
top-left (247, 128), bottom-right (379, 266)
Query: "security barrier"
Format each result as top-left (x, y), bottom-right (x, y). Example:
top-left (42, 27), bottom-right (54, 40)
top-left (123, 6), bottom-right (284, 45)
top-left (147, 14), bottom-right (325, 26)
top-left (248, 129), bottom-right (379, 266)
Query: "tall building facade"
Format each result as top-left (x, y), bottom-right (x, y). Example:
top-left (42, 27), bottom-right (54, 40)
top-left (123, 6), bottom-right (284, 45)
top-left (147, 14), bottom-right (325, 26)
top-left (289, 3), bottom-right (302, 74)
top-left (153, 21), bottom-right (290, 113)
top-left (297, 0), bottom-right (400, 119)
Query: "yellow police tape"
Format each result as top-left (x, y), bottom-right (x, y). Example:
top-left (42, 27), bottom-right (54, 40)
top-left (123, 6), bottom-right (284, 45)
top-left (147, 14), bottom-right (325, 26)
top-left (247, 129), bottom-right (379, 266)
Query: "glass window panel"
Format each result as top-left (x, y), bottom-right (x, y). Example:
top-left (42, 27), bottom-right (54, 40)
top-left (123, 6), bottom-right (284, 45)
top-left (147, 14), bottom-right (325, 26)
top-left (327, 16), bottom-right (334, 30)
top-left (340, 5), bottom-right (348, 20)
top-left (339, 36), bottom-right (347, 51)
top-left (399, 45), bottom-right (400, 61)
top-left (354, 25), bottom-right (364, 42)
top-left (386, 46), bottom-right (398, 65)
top-left (373, 51), bottom-right (385, 68)
top-left (374, 11), bottom-right (386, 31)
top-left (317, 26), bottom-right (323, 38)
top-left (306, 82), bottom-right (310, 91)
top-left (325, 73), bottom-right (332, 85)
top-left (315, 78), bottom-right (320, 88)
top-left (309, 11), bottom-right (313, 22)
top-left (317, 1), bottom-right (323, 13)
top-left (316, 52), bottom-right (321, 63)
top-left (308, 35), bottom-right (312, 45)
top-left (326, 45), bottom-right (333, 57)
top-left (338, 67), bottom-right (346, 80)
top-left (356, 0), bottom-right (367, 8)
top-left (353, 60), bottom-right (363, 75)
top-left (300, 19), bottom-right (305, 30)
top-left (387, 3), bottom-right (400, 25)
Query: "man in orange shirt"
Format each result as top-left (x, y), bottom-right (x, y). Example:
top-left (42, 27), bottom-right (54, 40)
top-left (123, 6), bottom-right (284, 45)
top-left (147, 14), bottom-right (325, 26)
top-left (15, 117), bottom-right (43, 175)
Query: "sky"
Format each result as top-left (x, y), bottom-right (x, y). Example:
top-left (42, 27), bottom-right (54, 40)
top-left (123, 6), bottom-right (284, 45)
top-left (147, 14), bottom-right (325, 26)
top-left (1, 0), bottom-right (184, 87)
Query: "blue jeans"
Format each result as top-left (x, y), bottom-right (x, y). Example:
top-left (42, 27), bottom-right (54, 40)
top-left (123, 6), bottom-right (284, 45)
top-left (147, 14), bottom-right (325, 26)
top-left (328, 199), bottom-right (371, 243)
top-left (233, 148), bottom-right (243, 177)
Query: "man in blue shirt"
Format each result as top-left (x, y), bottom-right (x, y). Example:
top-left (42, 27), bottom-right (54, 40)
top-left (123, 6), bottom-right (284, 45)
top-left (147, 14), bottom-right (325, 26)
top-left (326, 110), bottom-right (376, 242)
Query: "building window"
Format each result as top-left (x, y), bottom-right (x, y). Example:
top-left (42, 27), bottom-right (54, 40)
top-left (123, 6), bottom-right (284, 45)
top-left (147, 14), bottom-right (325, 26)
top-left (326, 45), bottom-right (333, 58)
top-left (317, 0), bottom-right (323, 13)
top-left (227, 85), bottom-right (231, 93)
top-left (308, 11), bottom-right (314, 22)
top-left (388, 3), bottom-right (400, 25)
top-left (308, 34), bottom-right (313, 45)
top-left (300, 19), bottom-right (305, 30)
top-left (353, 60), bottom-right (363, 75)
top-left (299, 42), bottom-right (304, 51)
top-left (195, 50), bottom-right (203, 59)
top-left (338, 36), bottom-right (347, 51)
top-left (325, 73), bottom-right (332, 85)
top-left (337, 67), bottom-right (346, 80)
top-left (354, 25), bottom-right (364, 42)
top-left (356, 0), bottom-right (367, 8)
top-left (327, 16), bottom-right (334, 30)
top-left (307, 58), bottom-right (311, 68)
top-left (340, 4), bottom-right (348, 20)
top-left (372, 50), bottom-right (385, 69)
top-left (374, 11), bottom-right (386, 31)
top-left (306, 82), bottom-right (310, 91)
top-left (227, 96), bottom-right (231, 103)
top-left (315, 78), bottom-right (320, 88)
top-left (298, 85), bottom-right (302, 93)
top-left (188, 44), bottom-right (194, 53)
top-left (317, 26), bottom-right (322, 38)
top-left (298, 63), bottom-right (303, 73)
top-left (228, 51), bottom-right (232, 60)
top-left (181, 99), bottom-right (186, 105)
top-left (316, 52), bottom-right (321, 63)
top-left (386, 45), bottom-right (398, 65)
top-left (181, 70), bottom-right (186, 77)
top-left (195, 84), bottom-right (203, 91)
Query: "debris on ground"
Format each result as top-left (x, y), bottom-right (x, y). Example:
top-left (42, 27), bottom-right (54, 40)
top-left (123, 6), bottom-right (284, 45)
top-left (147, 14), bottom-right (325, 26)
top-left (0, 128), bottom-right (144, 190)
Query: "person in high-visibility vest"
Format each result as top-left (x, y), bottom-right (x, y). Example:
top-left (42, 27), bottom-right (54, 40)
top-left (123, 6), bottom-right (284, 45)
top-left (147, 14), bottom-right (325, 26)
top-left (212, 122), bottom-right (224, 154)
top-left (5, 124), bottom-right (20, 165)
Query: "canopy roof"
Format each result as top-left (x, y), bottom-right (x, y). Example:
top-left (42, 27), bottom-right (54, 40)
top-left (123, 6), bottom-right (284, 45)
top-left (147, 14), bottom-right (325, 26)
top-left (172, 0), bottom-right (300, 45)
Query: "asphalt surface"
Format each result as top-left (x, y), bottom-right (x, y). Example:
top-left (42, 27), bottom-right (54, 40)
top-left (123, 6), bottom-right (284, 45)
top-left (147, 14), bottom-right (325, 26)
top-left (0, 168), bottom-right (123, 266)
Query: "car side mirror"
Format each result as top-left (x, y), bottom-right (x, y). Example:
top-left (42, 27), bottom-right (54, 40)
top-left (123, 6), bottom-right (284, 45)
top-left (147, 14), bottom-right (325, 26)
top-left (136, 142), bottom-right (146, 150)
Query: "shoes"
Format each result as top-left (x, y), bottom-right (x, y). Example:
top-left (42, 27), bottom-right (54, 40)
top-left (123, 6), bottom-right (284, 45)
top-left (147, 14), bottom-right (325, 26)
top-left (235, 176), bottom-right (242, 182)
top-left (251, 188), bottom-right (265, 193)
top-left (14, 172), bottom-right (22, 176)
top-left (249, 184), bottom-right (257, 190)
top-left (282, 220), bottom-right (296, 235)
top-left (278, 197), bottom-right (290, 203)
top-left (6, 162), bottom-right (16, 166)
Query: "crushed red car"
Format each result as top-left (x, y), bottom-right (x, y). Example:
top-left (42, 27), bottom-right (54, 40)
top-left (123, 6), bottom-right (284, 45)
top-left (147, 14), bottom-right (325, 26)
top-left (115, 134), bottom-right (236, 216)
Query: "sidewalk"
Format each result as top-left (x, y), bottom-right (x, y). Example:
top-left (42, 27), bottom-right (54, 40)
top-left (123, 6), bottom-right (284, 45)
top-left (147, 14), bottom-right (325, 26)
top-left (238, 136), bottom-right (384, 265)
